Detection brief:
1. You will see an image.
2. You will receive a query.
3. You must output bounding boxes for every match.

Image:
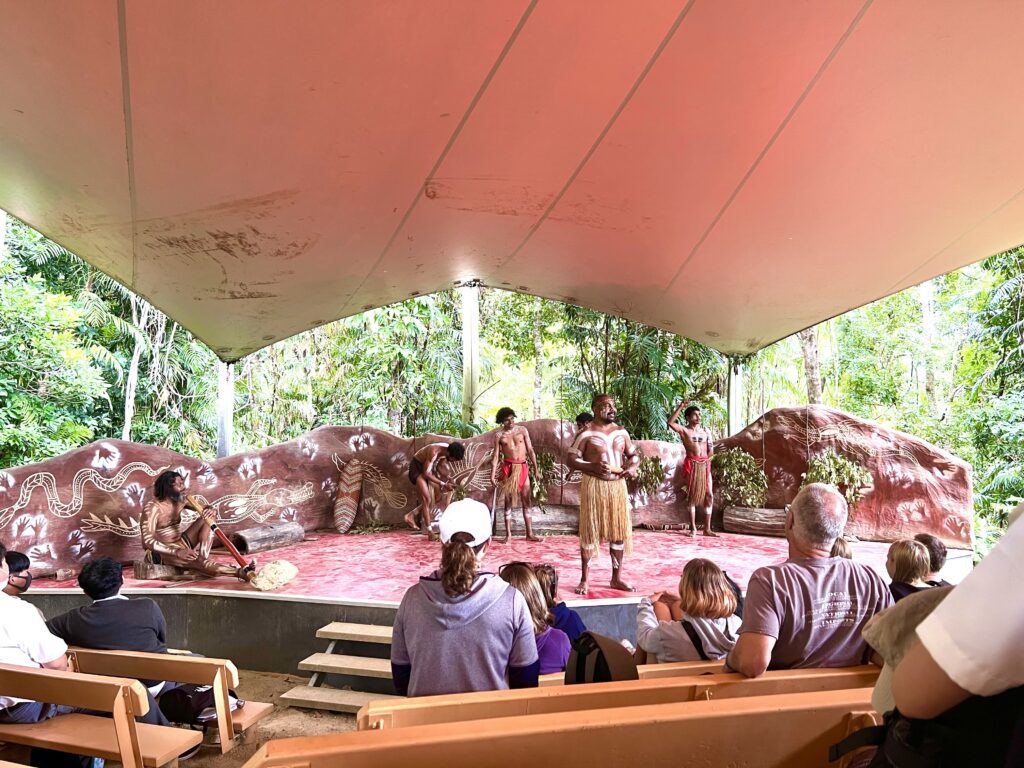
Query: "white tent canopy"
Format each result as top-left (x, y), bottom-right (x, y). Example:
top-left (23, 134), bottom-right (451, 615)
top-left (3, 1), bottom-right (1023, 361)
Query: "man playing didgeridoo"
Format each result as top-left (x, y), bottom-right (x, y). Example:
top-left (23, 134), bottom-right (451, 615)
top-left (490, 407), bottom-right (540, 543)
top-left (404, 441), bottom-right (466, 537)
top-left (668, 401), bottom-right (717, 537)
top-left (568, 394), bottom-right (639, 594)
top-left (140, 470), bottom-right (251, 579)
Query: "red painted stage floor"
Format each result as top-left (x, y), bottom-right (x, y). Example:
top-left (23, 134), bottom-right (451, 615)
top-left (32, 530), bottom-right (930, 604)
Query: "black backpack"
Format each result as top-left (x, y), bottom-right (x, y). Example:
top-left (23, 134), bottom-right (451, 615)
top-left (159, 684), bottom-right (244, 727)
top-left (830, 685), bottom-right (1024, 767)
top-left (564, 631), bottom-right (638, 684)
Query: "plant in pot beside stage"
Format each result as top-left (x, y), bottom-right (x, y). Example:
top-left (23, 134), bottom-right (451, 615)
top-left (711, 448), bottom-right (768, 509)
top-left (800, 450), bottom-right (872, 510)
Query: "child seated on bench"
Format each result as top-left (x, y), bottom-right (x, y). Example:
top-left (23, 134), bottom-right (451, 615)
top-left (500, 563), bottom-right (571, 674)
top-left (636, 558), bottom-right (740, 663)
top-left (534, 564), bottom-right (586, 643)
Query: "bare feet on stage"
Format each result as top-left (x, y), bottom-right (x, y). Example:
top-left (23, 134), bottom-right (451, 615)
top-left (610, 576), bottom-right (635, 592)
top-left (500, 534), bottom-right (510, 545)
top-left (703, 529), bottom-right (719, 537)
top-left (575, 580), bottom-right (588, 595)
top-left (403, 512), bottom-right (419, 531)
top-left (689, 527), bottom-right (697, 538)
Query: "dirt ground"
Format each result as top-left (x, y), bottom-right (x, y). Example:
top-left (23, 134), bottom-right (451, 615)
top-left (0, 670), bottom-right (357, 767)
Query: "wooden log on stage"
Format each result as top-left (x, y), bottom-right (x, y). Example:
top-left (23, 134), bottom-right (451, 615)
top-left (229, 522), bottom-right (305, 555)
top-left (722, 507), bottom-right (786, 537)
top-left (133, 560), bottom-right (203, 581)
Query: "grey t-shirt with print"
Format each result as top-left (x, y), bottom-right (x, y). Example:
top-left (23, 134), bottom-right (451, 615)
top-left (391, 571), bottom-right (538, 697)
top-left (739, 556), bottom-right (892, 669)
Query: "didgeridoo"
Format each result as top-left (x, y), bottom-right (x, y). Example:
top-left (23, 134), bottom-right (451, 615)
top-left (184, 495), bottom-right (256, 581)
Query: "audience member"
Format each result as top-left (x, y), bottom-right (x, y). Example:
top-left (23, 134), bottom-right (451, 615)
top-left (0, 541), bottom-right (98, 767)
top-left (914, 532), bottom-right (952, 586)
top-left (727, 483), bottom-right (892, 677)
top-left (886, 539), bottom-right (934, 602)
top-left (47, 556), bottom-right (173, 725)
top-left (878, 503), bottom-right (1024, 766)
top-left (830, 536), bottom-right (853, 559)
top-left (533, 563), bottom-right (586, 642)
top-left (500, 562), bottom-right (571, 674)
top-left (391, 499), bottom-right (538, 696)
top-left (637, 558), bottom-right (741, 663)
top-left (3, 550), bottom-right (32, 597)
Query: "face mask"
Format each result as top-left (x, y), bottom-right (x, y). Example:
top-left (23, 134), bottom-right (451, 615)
top-left (8, 572), bottom-right (32, 594)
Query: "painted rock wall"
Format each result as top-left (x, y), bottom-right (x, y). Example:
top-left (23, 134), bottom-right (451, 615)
top-left (717, 406), bottom-right (972, 548)
top-left (0, 408), bottom-right (971, 572)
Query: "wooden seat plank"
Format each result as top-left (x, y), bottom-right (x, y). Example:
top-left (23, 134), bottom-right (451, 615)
top-left (358, 666), bottom-right (880, 730)
top-left (230, 701), bottom-right (274, 733)
top-left (316, 623), bottom-right (393, 644)
top-left (246, 688), bottom-right (875, 768)
top-left (0, 715), bottom-right (201, 767)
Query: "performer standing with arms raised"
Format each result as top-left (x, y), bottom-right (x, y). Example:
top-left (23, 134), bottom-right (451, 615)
top-left (668, 401), bottom-right (717, 537)
top-left (490, 408), bottom-right (540, 543)
top-left (568, 394), bottom-right (639, 594)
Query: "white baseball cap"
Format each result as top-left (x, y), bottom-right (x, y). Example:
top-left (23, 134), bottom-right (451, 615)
top-left (437, 499), bottom-right (492, 546)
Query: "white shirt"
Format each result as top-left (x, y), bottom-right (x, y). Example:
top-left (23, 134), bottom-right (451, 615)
top-left (636, 597), bottom-right (741, 663)
top-left (0, 591), bottom-right (68, 707)
top-left (916, 519), bottom-right (1024, 697)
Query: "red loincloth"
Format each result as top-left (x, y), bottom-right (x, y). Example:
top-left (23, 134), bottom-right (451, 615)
top-left (682, 455), bottom-right (711, 506)
top-left (501, 459), bottom-right (529, 492)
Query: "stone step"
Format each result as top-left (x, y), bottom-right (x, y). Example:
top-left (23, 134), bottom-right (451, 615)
top-left (279, 685), bottom-right (398, 714)
top-left (298, 653), bottom-right (392, 679)
top-left (316, 622), bottom-right (393, 644)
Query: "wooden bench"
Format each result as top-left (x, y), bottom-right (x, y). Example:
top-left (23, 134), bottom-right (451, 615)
top-left (537, 658), bottom-right (724, 686)
top-left (244, 687), bottom-right (877, 768)
top-left (0, 663), bottom-right (201, 768)
top-left (357, 665), bottom-right (880, 730)
top-left (68, 648), bottom-right (273, 753)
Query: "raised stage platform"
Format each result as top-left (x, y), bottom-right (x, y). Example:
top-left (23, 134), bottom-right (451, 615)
top-left (25, 530), bottom-right (971, 679)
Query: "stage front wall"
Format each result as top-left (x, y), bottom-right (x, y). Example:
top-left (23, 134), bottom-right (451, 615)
top-left (0, 406), bottom-right (972, 573)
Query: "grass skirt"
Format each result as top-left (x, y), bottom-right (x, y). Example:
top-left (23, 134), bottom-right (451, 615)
top-left (579, 475), bottom-right (632, 553)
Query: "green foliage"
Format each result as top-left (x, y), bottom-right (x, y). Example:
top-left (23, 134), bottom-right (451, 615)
top-left (530, 451), bottom-right (556, 507)
top-left (711, 448), bottom-right (768, 508)
top-left (631, 448), bottom-right (667, 497)
top-left (0, 257), bottom-right (108, 466)
top-left (800, 450), bottom-right (872, 507)
top-left (553, 306), bottom-right (727, 440)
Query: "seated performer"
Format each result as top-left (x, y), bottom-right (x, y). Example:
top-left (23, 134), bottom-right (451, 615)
top-left (568, 394), bottom-right (639, 594)
top-left (490, 407), bottom-right (540, 543)
top-left (668, 401), bottom-right (716, 536)
top-left (404, 441), bottom-right (466, 536)
top-left (140, 470), bottom-right (250, 580)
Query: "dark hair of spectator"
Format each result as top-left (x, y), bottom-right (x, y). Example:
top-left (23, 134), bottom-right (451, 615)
top-left (575, 412), bottom-right (593, 428)
top-left (440, 532), bottom-right (482, 596)
top-left (153, 470), bottom-right (183, 501)
top-left (4, 551), bottom-right (30, 573)
top-left (533, 563), bottom-right (558, 611)
top-left (78, 557), bottom-right (124, 600)
top-left (0, 541), bottom-right (8, 564)
top-left (447, 442), bottom-right (465, 460)
top-left (684, 405), bottom-right (701, 419)
top-left (913, 533), bottom-right (947, 573)
top-left (496, 407), bottom-right (516, 424)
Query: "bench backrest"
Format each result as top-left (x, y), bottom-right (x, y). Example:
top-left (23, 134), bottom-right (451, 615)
top-left (69, 648), bottom-right (240, 752)
top-left (358, 665), bottom-right (880, 730)
top-left (247, 688), bottom-right (875, 768)
top-left (0, 663), bottom-right (147, 768)
top-left (537, 658), bottom-right (724, 686)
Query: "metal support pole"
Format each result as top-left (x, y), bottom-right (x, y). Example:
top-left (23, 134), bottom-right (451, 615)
top-left (460, 285), bottom-right (480, 427)
top-left (727, 358), bottom-right (745, 437)
top-left (216, 361), bottom-right (235, 457)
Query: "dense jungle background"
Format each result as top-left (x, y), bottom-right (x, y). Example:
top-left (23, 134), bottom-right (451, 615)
top-left (1, 211), bottom-right (1021, 554)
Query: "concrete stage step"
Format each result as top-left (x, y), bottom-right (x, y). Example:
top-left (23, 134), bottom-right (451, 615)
top-left (298, 653), bottom-right (392, 678)
top-left (280, 685), bottom-right (398, 713)
top-left (316, 622), bottom-right (393, 644)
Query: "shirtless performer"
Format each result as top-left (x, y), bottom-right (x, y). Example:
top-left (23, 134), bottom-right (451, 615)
top-left (140, 471), bottom-right (250, 579)
top-left (567, 394), bottom-right (639, 594)
top-left (668, 401), bottom-right (717, 537)
top-left (404, 441), bottom-right (466, 536)
top-left (489, 407), bottom-right (540, 543)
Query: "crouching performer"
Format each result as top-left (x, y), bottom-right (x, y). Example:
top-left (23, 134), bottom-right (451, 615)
top-left (568, 394), bottom-right (639, 594)
top-left (141, 470), bottom-right (251, 580)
